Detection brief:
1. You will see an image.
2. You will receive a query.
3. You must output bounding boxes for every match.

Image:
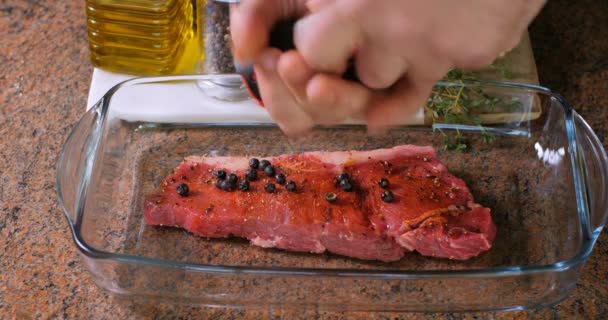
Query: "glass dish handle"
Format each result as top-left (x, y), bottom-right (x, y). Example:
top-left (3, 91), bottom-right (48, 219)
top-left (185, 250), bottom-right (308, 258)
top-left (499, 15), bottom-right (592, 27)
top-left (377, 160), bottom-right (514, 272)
top-left (574, 111), bottom-right (608, 235)
top-left (56, 101), bottom-right (103, 227)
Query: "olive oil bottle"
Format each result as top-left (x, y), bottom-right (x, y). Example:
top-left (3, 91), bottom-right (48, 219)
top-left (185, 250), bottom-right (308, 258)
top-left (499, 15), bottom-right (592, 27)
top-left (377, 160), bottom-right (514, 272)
top-left (86, 0), bottom-right (203, 75)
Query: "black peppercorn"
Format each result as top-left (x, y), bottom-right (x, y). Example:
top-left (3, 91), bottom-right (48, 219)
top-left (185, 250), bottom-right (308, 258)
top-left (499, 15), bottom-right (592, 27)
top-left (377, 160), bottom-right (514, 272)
top-left (325, 192), bottom-right (338, 203)
top-left (337, 173), bottom-right (351, 182)
top-left (176, 183), bottom-right (189, 196)
top-left (227, 173), bottom-right (238, 184)
top-left (214, 179), bottom-right (223, 189)
top-left (339, 178), bottom-right (354, 192)
top-left (285, 180), bottom-right (296, 192)
top-left (214, 170), bottom-right (226, 179)
top-left (246, 168), bottom-right (258, 181)
top-left (220, 179), bottom-right (234, 191)
top-left (275, 173), bottom-right (286, 184)
top-left (378, 178), bottom-right (390, 189)
top-left (238, 180), bottom-right (249, 191)
top-left (260, 160), bottom-right (271, 170)
top-left (249, 158), bottom-right (260, 169)
top-left (264, 165), bottom-right (275, 177)
top-left (381, 190), bottom-right (394, 203)
top-left (264, 182), bottom-right (276, 193)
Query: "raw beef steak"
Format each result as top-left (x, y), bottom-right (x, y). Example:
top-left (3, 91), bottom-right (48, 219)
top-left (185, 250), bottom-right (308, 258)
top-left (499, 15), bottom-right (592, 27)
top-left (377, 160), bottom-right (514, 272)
top-left (144, 145), bottom-right (496, 261)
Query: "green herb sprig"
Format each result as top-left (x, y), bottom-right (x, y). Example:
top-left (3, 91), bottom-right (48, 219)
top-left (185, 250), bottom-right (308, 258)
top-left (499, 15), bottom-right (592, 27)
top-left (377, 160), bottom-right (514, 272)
top-left (426, 61), bottom-right (520, 151)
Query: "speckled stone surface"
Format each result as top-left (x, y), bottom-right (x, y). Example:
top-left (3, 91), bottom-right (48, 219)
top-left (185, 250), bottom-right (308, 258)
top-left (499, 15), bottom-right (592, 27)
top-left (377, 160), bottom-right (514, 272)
top-left (0, 0), bottom-right (607, 319)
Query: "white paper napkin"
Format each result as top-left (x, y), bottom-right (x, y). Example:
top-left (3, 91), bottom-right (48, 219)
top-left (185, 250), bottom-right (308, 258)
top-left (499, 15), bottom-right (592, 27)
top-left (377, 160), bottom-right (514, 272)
top-left (86, 68), bottom-right (425, 124)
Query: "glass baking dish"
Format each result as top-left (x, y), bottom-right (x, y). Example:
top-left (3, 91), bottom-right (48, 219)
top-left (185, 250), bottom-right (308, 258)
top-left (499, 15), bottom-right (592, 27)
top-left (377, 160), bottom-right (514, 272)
top-left (57, 75), bottom-right (608, 312)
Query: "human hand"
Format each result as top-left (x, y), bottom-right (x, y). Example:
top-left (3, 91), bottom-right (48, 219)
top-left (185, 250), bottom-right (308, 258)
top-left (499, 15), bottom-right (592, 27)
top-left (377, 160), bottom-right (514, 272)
top-left (230, 0), bottom-right (546, 134)
top-left (230, 0), bottom-right (319, 135)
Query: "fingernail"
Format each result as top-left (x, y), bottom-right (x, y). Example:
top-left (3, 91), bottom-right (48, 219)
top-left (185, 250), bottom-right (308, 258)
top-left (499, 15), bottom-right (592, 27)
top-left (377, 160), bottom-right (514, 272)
top-left (279, 122), bottom-right (312, 138)
top-left (293, 19), bottom-right (308, 48)
top-left (306, 0), bottom-right (324, 12)
top-left (259, 51), bottom-right (278, 71)
top-left (365, 112), bottom-right (389, 136)
top-left (234, 60), bottom-right (253, 71)
top-left (307, 79), bottom-right (336, 106)
top-left (234, 55), bottom-right (254, 67)
top-left (367, 125), bottom-right (388, 136)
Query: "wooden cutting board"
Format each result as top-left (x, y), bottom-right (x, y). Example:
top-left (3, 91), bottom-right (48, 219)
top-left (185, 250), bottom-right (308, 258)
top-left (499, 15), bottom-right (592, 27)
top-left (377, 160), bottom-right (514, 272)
top-left (476, 31), bottom-right (540, 85)
top-left (423, 31), bottom-right (542, 126)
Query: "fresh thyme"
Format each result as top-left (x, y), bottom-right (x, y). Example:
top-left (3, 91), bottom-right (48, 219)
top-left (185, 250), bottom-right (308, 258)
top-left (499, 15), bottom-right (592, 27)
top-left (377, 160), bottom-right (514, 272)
top-left (489, 60), bottom-right (513, 79)
top-left (426, 61), bottom-right (521, 151)
top-left (442, 130), bottom-right (469, 152)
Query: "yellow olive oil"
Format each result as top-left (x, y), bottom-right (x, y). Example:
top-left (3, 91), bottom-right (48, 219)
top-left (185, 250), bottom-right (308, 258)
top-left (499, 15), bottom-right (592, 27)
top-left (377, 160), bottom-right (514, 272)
top-left (86, 0), bottom-right (203, 75)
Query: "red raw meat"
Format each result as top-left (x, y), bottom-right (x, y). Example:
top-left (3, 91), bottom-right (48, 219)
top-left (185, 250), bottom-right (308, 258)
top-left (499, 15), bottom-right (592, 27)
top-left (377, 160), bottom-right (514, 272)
top-left (144, 145), bottom-right (496, 262)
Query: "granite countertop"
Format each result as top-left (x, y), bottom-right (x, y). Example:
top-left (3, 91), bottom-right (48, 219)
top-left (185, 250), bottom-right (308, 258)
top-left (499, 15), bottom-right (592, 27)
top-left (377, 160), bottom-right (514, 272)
top-left (1, 0), bottom-right (607, 319)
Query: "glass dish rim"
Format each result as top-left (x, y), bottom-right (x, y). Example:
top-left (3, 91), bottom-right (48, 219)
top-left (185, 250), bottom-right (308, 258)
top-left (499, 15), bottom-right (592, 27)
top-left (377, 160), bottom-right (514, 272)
top-left (57, 74), bottom-right (607, 279)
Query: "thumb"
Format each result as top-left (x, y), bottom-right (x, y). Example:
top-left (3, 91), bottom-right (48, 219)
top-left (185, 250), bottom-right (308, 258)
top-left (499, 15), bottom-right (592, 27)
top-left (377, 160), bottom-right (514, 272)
top-left (230, 0), bottom-right (308, 63)
top-left (293, 1), bottom-right (363, 74)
